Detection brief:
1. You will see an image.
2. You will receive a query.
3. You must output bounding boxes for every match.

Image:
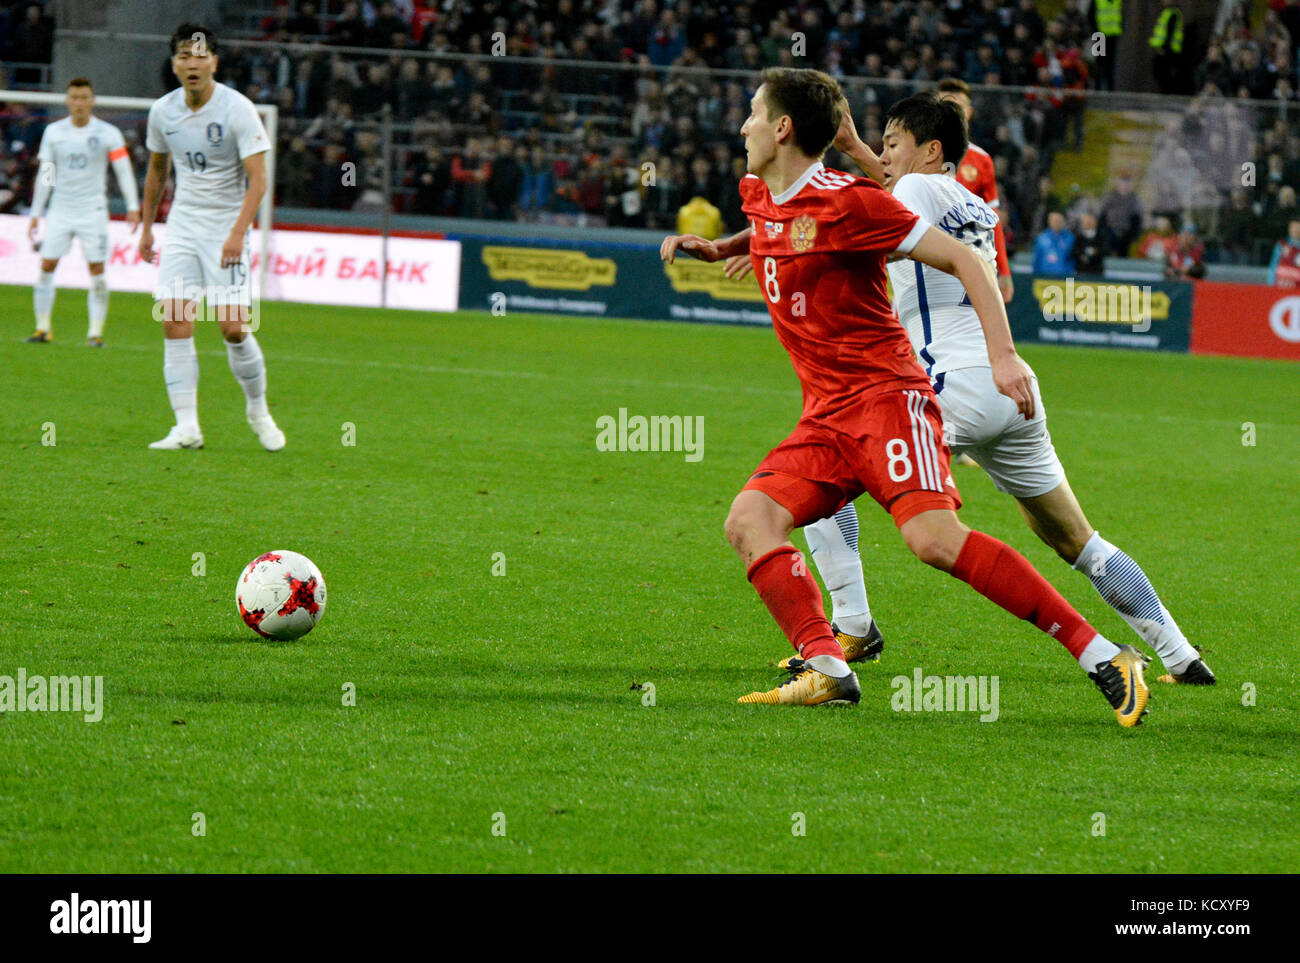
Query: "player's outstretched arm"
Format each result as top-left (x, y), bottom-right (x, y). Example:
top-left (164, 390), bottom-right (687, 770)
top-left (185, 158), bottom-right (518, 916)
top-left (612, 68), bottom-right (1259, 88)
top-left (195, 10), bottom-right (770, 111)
top-left (139, 151), bottom-right (171, 263)
top-left (908, 226), bottom-right (1035, 418)
top-left (833, 99), bottom-right (885, 185)
top-left (661, 226), bottom-right (752, 265)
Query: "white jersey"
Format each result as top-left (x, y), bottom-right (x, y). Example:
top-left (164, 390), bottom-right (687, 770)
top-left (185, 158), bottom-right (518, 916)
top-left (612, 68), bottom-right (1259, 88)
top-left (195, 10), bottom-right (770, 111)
top-left (886, 172), bottom-right (999, 378)
top-left (34, 116), bottom-right (129, 218)
top-left (146, 82), bottom-right (269, 239)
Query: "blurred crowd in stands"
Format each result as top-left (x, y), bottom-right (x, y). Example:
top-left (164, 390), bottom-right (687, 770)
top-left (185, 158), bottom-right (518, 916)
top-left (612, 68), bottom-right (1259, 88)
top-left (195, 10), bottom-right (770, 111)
top-left (2, 0), bottom-right (1300, 278)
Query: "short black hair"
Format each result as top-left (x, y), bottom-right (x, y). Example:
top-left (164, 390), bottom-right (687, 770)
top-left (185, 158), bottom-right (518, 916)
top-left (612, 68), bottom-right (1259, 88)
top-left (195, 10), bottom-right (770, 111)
top-left (171, 23), bottom-right (219, 56)
top-left (884, 93), bottom-right (969, 166)
top-left (67, 77), bottom-right (93, 91)
top-left (758, 67), bottom-right (845, 159)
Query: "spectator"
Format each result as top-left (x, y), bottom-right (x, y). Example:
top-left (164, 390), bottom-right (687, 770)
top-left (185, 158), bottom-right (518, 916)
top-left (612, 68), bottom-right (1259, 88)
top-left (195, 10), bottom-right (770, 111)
top-left (1267, 218), bottom-right (1300, 286)
top-left (1265, 185), bottom-right (1300, 244)
top-left (487, 138), bottom-right (523, 220)
top-left (411, 146), bottom-right (451, 216)
top-left (1166, 223), bottom-right (1205, 279)
top-left (1033, 211), bottom-right (1075, 275)
top-left (518, 146), bottom-right (555, 215)
top-left (287, 2), bottom-right (321, 41)
top-left (331, 2), bottom-right (366, 47)
top-left (643, 157), bottom-right (682, 231)
top-left (1074, 212), bottom-right (1105, 274)
top-left (11, 3), bottom-right (53, 84)
top-left (1220, 189), bottom-right (1261, 264)
top-left (1136, 215), bottom-right (1177, 267)
top-left (369, 2), bottom-right (411, 49)
top-left (1098, 175), bottom-right (1143, 256)
top-left (451, 139), bottom-right (492, 219)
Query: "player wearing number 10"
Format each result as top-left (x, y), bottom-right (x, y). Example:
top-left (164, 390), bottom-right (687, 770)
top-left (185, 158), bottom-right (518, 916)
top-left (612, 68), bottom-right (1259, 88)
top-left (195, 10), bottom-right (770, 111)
top-left (662, 68), bottom-right (1150, 724)
top-left (138, 23), bottom-right (285, 452)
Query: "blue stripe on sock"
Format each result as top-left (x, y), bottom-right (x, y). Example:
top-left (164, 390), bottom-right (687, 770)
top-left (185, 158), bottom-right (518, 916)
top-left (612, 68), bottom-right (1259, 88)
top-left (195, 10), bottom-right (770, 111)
top-left (832, 502), bottom-right (860, 554)
top-left (1090, 550), bottom-right (1165, 624)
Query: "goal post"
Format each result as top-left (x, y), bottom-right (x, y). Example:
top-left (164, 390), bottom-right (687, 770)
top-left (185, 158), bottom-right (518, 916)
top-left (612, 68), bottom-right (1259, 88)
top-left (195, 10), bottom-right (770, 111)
top-left (0, 90), bottom-right (277, 296)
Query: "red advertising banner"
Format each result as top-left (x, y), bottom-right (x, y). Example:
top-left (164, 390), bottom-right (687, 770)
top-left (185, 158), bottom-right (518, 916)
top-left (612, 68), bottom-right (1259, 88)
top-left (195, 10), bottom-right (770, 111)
top-left (1191, 281), bottom-right (1300, 360)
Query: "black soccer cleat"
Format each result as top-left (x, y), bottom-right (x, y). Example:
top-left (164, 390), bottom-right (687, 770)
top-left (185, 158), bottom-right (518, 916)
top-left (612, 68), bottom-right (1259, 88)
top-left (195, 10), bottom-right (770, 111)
top-left (1157, 657), bottom-right (1216, 686)
top-left (1088, 644), bottom-right (1151, 727)
top-left (25, 330), bottom-right (52, 343)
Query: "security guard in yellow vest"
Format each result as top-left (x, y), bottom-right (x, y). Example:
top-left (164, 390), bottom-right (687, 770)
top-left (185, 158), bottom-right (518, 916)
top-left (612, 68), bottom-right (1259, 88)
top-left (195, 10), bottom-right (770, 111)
top-left (677, 196), bottom-right (724, 240)
top-left (1149, 0), bottom-right (1185, 94)
top-left (1090, 0), bottom-right (1122, 90)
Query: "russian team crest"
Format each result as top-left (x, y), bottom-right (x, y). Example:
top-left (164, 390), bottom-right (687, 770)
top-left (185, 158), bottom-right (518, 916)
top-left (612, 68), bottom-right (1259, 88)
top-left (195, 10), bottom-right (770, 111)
top-left (206, 122), bottom-right (223, 145)
top-left (791, 214), bottom-right (818, 252)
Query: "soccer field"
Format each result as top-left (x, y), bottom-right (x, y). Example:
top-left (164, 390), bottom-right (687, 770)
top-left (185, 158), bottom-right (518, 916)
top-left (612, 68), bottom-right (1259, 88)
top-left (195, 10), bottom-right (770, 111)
top-left (1, 283), bottom-right (1297, 873)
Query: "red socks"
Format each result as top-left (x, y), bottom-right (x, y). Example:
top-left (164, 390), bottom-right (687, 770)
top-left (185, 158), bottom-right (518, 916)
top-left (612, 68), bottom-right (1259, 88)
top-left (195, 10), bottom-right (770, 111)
top-left (951, 531), bottom-right (1096, 657)
top-left (747, 545), bottom-right (843, 660)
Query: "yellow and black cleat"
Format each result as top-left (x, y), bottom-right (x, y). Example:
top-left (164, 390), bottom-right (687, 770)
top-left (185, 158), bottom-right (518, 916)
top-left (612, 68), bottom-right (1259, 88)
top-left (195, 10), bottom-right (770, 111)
top-left (25, 330), bottom-right (52, 343)
top-left (739, 656), bottom-right (861, 706)
top-left (776, 620), bottom-right (882, 670)
top-left (86, 336), bottom-right (104, 348)
top-left (1088, 644), bottom-right (1151, 727)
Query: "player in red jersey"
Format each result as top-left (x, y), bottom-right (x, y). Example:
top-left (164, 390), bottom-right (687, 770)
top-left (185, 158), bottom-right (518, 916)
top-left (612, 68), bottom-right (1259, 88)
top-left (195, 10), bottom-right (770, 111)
top-left (935, 78), bottom-right (1013, 305)
top-left (660, 68), bottom-right (1149, 724)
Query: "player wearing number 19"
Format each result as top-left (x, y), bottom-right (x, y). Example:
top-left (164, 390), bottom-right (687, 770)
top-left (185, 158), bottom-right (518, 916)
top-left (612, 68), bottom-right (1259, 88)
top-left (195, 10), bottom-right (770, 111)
top-left (663, 68), bottom-right (1148, 724)
top-left (138, 23), bottom-right (285, 452)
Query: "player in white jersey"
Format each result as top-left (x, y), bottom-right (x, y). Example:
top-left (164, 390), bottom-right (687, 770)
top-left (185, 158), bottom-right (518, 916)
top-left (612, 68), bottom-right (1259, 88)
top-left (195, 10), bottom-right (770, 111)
top-left (138, 24), bottom-right (284, 452)
top-left (25, 78), bottom-right (140, 346)
top-left (797, 93), bottom-right (1213, 684)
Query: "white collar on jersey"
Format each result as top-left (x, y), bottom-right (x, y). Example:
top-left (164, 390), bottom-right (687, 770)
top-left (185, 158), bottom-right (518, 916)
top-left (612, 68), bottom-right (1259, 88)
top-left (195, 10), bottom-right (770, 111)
top-left (770, 161), bottom-right (824, 206)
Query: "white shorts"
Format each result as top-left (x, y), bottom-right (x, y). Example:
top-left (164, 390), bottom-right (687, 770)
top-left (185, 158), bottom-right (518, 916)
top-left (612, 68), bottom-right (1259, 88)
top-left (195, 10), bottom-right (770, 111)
top-left (40, 211), bottom-right (108, 262)
top-left (155, 232), bottom-right (251, 308)
top-left (933, 365), bottom-right (1066, 499)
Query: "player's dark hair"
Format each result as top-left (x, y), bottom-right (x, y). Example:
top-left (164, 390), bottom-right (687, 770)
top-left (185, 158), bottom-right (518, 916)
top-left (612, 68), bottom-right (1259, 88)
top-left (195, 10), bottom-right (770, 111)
top-left (67, 77), bottom-right (93, 91)
top-left (935, 77), bottom-right (971, 99)
top-left (171, 23), bottom-right (219, 56)
top-left (885, 93), bottom-right (969, 166)
top-left (757, 67), bottom-right (845, 159)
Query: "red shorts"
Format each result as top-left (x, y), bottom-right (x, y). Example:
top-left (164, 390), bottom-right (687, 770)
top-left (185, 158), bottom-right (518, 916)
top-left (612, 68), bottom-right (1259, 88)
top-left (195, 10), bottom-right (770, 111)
top-left (743, 388), bottom-right (962, 528)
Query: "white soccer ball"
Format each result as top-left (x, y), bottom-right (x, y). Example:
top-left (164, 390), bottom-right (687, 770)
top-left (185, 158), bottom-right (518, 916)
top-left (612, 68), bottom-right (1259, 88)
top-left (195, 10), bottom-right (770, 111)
top-left (235, 550), bottom-right (327, 640)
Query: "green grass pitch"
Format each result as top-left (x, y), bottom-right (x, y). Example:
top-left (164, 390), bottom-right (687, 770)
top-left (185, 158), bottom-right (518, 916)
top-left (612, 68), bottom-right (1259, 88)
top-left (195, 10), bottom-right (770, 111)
top-left (1, 282), bottom-right (1297, 873)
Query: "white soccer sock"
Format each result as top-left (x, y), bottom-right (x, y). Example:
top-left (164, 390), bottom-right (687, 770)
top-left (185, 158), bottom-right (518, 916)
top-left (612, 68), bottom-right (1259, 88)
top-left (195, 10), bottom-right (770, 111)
top-left (163, 337), bottom-right (200, 434)
top-left (226, 333), bottom-right (270, 420)
top-left (1078, 635), bottom-right (1123, 674)
top-left (33, 270), bottom-right (55, 332)
top-left (804, 502), bottom-right (872, 636)
top-left (805, 653), bottom-right (852, 678)
top-left (87, 275), bottom-right (109, 338)
top-left (1072, 531), bottom-right (1198, 672)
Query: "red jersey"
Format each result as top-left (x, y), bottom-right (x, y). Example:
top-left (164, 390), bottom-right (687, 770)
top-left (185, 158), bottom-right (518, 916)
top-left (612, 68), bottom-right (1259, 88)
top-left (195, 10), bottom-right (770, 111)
top-left (741, 162), bottom-right (931, 420)
top-left (955, 143), bottom-right (997, 206)
top-left (955, 143), bottom-right (1011, 278)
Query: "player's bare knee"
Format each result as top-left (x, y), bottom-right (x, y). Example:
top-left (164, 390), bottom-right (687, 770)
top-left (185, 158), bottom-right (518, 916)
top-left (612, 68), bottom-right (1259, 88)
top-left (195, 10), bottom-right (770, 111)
top-left (905, 530), bottom-right (951, 568)
top-left (725, 492), bottom-right (780, 555)
top-left (87, 263), bottom-right (105, 275)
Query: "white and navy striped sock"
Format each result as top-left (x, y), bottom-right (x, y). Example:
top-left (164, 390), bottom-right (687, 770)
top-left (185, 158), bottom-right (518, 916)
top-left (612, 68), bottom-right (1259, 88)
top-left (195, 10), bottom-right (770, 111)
top-left (1072, 531), bottom-right (1197, 673)
top-left (805, 501), bottom-right (872, 637)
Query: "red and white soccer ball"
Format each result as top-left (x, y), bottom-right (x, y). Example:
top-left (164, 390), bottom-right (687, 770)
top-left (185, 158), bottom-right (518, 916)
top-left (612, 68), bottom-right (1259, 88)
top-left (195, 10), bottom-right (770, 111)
top-left (236, 550), bottom-right (327, 640)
